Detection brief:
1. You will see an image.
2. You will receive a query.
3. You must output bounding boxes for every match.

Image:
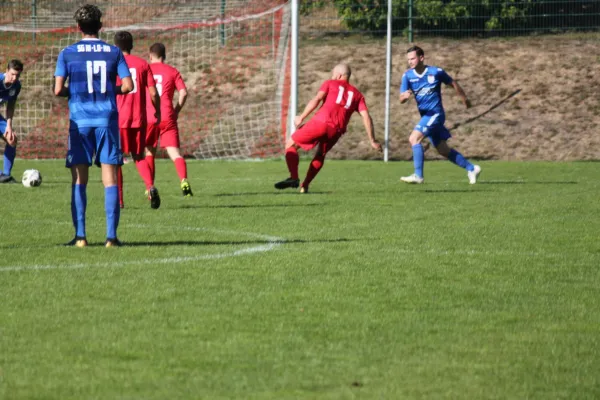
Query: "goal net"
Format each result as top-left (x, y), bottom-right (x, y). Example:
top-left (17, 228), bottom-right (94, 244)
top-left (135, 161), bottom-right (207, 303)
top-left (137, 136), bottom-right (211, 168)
top-left (0, 0), bottom-right (291, 160)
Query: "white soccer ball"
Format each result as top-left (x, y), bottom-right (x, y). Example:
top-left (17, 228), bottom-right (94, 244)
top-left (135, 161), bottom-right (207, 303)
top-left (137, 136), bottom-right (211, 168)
top-left (22, 169), bottom-right (42, 188)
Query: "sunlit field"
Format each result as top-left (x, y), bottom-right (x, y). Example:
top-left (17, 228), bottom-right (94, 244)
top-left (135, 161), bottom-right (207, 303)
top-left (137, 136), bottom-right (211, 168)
top-left (1, 159), bottom-right (599, 399)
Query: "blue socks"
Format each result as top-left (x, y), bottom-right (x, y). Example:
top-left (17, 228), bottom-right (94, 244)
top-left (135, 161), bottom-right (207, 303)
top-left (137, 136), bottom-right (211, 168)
top-left (71, 184), bottom-right (87, 238)
top-left (3, 144), bottom-right (15, 175)
top-left (412, 144), bottom-right (424, 178)
top-left (105, 185), bottom-right (120, 240)
top-left (448, 149), bottom-right (474, 171)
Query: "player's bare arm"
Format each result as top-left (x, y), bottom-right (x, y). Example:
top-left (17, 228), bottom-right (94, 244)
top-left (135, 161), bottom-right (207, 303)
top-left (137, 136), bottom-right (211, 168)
top-left (174, 88), bottom-right (187, 116)
top-left (399, 90), bottom-right (412, 104)
top-left (451, 80), bottom-right (471, 109)
top-left (3, 99), bottom-right (17, 145)
top-left (116, 76), bottom-right (134, 95)
top-left (54, 76), bottom-right (69, 98)
top-left (295, 91), bottom-right (326, 127)
top-left (359, 110), bottom-right (382, 152)
top-left (148, 85), bottom-right (161, 124)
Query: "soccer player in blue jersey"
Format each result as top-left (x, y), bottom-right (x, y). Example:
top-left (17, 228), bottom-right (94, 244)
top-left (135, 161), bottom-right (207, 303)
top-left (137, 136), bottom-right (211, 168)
top-left (0, 60), bottom-right (24, 184)
top-left (399, 46), bottom-right (481, 184)
top-left (54, 4), bottom-right (133, 247)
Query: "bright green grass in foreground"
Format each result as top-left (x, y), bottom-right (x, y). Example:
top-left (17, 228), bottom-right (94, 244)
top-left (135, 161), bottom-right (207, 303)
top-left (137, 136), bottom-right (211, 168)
top-left (1, 160), bottom-right (599, 399)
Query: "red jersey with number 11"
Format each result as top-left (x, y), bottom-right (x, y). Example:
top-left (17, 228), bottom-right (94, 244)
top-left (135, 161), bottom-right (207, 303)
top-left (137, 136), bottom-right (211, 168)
top-left (116, 54), bottom-right (155, 128)
top-left (147, 62), bottom-right (186, 125)
top-left (312, 79), bottom-right (367, 134)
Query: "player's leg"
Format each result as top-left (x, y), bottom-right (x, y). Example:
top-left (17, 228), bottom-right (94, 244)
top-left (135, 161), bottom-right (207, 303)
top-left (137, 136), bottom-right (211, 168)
top-left (96, 125), bottom-right (123, 246)
top-left (0, 117), bottom-right (17, 183)
top-left (400, 128), bottom-right (425, 184)
top-left (160, 121), bottom-right (192, 197)
top-left (145, 123), bottom-right (160, 183)
top-left (129, 127), bottom-right (160, 209)
top-left (65, 125), bottom-right (94, 247)
top-left (300, 129), bottom-right (340, 193)
top-left (434, 130), bottom-right (481, 184)
top-left (274, 138), bottom-right (301, 189)
top-left (275, 119), bottom-right (327, 190)
top-left (165, 146), bottom-right (192, 197)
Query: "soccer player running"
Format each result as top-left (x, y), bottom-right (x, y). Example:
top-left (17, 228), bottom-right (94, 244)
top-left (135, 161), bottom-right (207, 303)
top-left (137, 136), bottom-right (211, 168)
top-left (0, 60), bottom-right (24, 184)
top-left (275, 63), bottom-right (381, 193)
top-left (54, 5), bottom-right (133, 247)
top-left (145, 43), bottom-right (192, 197)
top-left (113, 31), bottom-right (162, 210)
top-left (399, 46), bottom-right (481, 184)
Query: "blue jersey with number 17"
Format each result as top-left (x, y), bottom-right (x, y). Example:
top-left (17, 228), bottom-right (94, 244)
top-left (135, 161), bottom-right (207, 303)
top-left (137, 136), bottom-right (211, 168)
top-left (400, 65), bottom-right (453, 117)
top-left (55, 38), bottom-right (131, 128)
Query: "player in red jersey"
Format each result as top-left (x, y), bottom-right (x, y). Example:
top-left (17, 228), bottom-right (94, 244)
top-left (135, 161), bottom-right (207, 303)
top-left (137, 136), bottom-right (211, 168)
top-left (145, 43), bottom-right (192, 197)
top-left (275, 63), bottom-right (382, 193)
top-left (114, 31), bottom-right (161, 209)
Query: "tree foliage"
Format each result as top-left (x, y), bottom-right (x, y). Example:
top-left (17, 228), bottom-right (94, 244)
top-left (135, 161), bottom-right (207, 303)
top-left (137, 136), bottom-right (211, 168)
top-left (301, 0), bottom-right (600, 36)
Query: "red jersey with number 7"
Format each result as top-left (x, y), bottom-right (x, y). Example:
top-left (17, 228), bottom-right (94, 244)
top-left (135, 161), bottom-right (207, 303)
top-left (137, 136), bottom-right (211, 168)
top-left (146, 62), bottom-right (186, 125)
top-left (116, 54), bottom-right (156, 128)
top-left (312, 79), bottom-right (368, 134)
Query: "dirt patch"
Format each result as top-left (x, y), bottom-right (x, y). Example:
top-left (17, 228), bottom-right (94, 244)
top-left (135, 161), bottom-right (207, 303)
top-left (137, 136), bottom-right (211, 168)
top-left (298, 34), bottom-right (600, 160)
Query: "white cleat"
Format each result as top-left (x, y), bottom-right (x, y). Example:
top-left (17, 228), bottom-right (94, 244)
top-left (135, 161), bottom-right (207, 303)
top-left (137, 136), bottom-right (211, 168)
top-left (468, 165), bottom-right (481, 184)
top-left (400, 174), bottom-right (424, 184)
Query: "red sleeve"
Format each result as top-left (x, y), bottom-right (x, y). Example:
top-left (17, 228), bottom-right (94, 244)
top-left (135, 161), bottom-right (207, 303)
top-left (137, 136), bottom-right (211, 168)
top-left (174, 71), bottom-right (186, 90)
top-left (318, 80), bottom-right (330, 94)
top-left (357, 95), bottom-right (368, 113)
top-left (145, 64), bottom-right (155, 87)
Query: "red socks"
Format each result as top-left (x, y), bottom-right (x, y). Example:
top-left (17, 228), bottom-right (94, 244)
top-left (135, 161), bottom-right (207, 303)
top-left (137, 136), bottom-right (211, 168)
top-left (285, 147), bottom-right (299, 180)
top-left (174, 157), bottom-right (187, 181)
top-left (146, 155), bottom-right (155, 182)
top-left (303, 153), bottom-right (325, 188)
top-left (135, 159), bottom-right (154, 190)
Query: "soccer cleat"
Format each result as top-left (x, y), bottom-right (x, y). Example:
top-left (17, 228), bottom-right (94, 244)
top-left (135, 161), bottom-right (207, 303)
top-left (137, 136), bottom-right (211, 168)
top-left (149, 187), bottom-right (161, 209)
top-left (105, 238), bottom-right (122, 248)
top-left (120, 202), bottom-right (125, 209)
top-left (0, 174), bottom-right (17, 183)
top-left (299, 186), bottom-right (308, 194)
top-left (274, 177), bottom-right (300, 190)
top-left (400, 174), bottom-right (424, 184)
top-left (468, 165), bottom-right (481, 184)
top-left (65, 237), bottom-right (88, 247)
top-left (180, 179), bottom-right (193, 197)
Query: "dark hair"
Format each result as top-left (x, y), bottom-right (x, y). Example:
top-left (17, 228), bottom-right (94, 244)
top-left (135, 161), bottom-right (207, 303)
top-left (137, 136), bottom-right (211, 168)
top-left (7, 59), bottom-right (23, 72)
top-left (114, 31), bottom-right (133, 53)
top-left (407, 46), bottom-right (424, 57)
top-left (74, 4), bottom-right (102, 35)
top-left (149, 43), bottom-right (166, 60)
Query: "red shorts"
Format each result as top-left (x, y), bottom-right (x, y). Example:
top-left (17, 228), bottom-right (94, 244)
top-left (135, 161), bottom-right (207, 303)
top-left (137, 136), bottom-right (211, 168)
top-left (291, 119), bottom-right (342, 155)
top-left (146, 123), bottom-right (160, 148)
top-left (146, 120), bottom-right (180, 149)
top-left (120, 127), bottom-right (145, 155)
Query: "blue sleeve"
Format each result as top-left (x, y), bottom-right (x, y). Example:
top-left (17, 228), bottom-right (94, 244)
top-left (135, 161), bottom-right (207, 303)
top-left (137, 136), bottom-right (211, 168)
top-left (116, 50), bottom-right (131, 79)
top-left (400, 72), bottom-right (410, 93)
top-left (438, 68), bottom-right (453, 85)
top-left (54, 50), bottom-right (67, 77)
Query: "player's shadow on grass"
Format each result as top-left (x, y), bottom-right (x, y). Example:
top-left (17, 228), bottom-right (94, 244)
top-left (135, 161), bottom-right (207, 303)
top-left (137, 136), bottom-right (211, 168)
top-left (86, 237), bottom-right (354, 247)
top-left (478, 180), bottom-right (578, 185)
top-left (215, 191), bottom-right (333, 197)
top-left (420, 189), bottom-right (485, 193)
top-left (178, 203), bottom-right (325, 209)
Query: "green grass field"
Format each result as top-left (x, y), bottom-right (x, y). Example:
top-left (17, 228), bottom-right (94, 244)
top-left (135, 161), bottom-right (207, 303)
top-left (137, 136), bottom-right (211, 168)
top-left (1, 159), bottom-right (599, 399)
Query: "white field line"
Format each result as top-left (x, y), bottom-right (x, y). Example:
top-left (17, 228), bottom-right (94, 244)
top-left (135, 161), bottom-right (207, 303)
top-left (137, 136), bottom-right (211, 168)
top-left (0, 224), bottom-right (285, 273)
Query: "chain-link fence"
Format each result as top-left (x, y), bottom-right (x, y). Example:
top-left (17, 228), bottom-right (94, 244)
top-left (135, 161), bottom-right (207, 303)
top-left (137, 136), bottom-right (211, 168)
top-left (300, 1), bottom-right (600, 38)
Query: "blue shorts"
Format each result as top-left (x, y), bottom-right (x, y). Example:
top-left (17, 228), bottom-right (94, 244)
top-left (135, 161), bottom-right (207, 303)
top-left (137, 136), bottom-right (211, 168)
top-left (66, 122), bottom-right (123, 168)
top-left (414, 113), bottom-right (451, 147)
